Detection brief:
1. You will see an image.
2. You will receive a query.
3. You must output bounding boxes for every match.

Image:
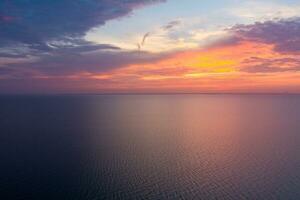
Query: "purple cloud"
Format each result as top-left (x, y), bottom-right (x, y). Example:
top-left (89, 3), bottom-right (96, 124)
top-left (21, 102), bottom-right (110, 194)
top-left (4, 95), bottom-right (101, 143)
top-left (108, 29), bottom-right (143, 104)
top-left (1, 49), bottom-right (171, 78)
top-left (240, 57), bottom-right (300, 73)
top-left (230, 17), bottom-right (300, 53)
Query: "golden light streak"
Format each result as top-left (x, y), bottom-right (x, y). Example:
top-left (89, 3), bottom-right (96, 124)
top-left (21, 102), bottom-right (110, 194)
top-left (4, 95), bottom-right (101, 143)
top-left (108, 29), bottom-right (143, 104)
top-left (63, 40), bottom-right (300, 93)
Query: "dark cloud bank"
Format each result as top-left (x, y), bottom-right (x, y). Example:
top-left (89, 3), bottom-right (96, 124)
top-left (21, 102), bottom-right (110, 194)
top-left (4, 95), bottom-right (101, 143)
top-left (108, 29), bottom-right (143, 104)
top-left (0, 0), bottom-right (164, 78)
top-left (0, 0), bottom-right (164, 50)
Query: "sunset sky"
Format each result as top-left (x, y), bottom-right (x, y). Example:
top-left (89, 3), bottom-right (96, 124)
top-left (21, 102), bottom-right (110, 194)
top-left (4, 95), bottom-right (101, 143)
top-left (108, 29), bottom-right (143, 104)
top-left (1, 0), bottom-right (300, 93)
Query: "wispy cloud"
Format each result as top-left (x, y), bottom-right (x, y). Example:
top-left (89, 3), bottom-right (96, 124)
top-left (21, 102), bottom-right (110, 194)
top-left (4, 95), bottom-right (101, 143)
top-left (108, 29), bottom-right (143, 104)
top-left (228, 1), bottom-right (300, 21)
top-left (136, 20), bottom-right (182, 51)
top-left (161, 20), bottom-right (181, 30)
top-left (137, 32), bottom-right (151, 51)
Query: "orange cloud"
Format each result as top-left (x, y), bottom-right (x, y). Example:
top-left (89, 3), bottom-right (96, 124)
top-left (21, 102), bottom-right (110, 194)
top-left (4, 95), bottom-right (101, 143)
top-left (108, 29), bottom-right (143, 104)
top-left (80, 40), bottom-right (300, 93)
top-left (6, 36), bottom-right (299, 94)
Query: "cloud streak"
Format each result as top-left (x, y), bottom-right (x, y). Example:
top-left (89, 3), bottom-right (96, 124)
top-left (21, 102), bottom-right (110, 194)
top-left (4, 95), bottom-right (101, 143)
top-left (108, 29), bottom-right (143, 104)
top-left (162, 20), bottom-right (181, 30)
top-left (136, 20), bottom-right (181, 51)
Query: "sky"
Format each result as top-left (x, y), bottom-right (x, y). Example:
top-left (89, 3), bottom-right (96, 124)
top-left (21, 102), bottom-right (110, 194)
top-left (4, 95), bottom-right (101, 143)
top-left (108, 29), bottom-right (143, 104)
top-left (1, 0), bottom-right (300, 94)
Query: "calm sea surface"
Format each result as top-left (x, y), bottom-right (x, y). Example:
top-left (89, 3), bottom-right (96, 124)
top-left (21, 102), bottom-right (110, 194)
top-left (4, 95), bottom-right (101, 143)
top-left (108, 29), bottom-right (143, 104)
top-left (0, 94), bottom-right (299, 199)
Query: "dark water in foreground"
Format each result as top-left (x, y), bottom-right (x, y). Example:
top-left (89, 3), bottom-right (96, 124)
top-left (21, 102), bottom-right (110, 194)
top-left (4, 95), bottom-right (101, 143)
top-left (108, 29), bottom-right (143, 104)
top-left (0, 94), bottom-right (299, 200)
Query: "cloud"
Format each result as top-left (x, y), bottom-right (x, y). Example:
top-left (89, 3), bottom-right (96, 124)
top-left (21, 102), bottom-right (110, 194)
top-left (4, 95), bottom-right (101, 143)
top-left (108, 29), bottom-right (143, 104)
top-left (242, 65), bottom-right (299, 73)
top-left (240, 57), bottom-right (300, 73)
top-left (162, 20), bottom-right (181, 30)
top-left (0, 38), bottom-right (120, 59)
top-left (0, 0), bottom-right (167, 81)
top-left (137, 32), bottom-right (151, 50)
top-left (199, 17), bottom-right (300, 74)
top-left (228, 1), bottom-right (300, 21)
top-left (1, 49), bottom-right (171, 79)
top-left (229, 17), bottom-right (300, 53)
top-left (141, 32), bottom-right (151, 46)
top-left (136, 20), bottom-right (182, 51)
top-left (0, 0), bottom-right (165, 55)
top-left (203, 17), bottom-right (300, 55)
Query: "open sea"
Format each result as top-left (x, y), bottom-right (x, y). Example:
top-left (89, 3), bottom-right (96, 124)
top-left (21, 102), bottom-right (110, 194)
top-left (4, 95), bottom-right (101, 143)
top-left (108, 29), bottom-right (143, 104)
top-left (0, 94), bottom-right (299, 199)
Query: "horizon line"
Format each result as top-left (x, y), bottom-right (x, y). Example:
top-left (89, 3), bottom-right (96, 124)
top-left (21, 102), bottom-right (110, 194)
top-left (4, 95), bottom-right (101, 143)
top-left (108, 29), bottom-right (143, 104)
top-left (1, 92), bottom-right (300, 96)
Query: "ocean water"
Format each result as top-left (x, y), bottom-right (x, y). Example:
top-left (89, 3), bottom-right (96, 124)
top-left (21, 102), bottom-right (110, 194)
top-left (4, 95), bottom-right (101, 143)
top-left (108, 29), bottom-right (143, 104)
top-left (0, 94), bottom-right (299, 200)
